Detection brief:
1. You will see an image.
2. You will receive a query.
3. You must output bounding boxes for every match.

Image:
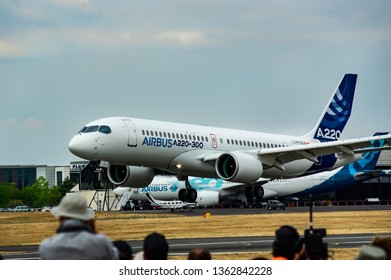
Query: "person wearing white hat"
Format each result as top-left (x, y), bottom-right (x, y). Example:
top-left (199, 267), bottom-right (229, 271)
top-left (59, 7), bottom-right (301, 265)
top-left (39, 194), bottom-right (119, 259)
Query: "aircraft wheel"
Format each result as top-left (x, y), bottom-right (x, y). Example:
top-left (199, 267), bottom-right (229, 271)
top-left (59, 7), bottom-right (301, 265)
top-left (178, 189), bottom-right (187, 201)
top-left (254, 186), bottom-right (264, 199)
top-left (244, 186), bottom-right (254, 199)
top-left (187, 188), bottom-right (197, 203)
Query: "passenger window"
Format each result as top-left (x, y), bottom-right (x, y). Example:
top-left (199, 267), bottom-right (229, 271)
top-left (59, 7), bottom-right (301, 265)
top-left (98, 126), bottom-right (111, 134)
top-left (227, 139), bottom-right (230, 144)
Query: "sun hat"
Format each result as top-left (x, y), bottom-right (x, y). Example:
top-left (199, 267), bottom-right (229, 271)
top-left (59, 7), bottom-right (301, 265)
top-left (51, 194), bottom-right (95, 221)
top-left (355, 245), bottom-right (386, 260)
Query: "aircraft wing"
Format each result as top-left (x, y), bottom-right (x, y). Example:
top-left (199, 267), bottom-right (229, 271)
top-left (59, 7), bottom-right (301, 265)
top-left (354, 170), bottom-right (386, 181)
top-left (258, 134), bottom-right (391, 169)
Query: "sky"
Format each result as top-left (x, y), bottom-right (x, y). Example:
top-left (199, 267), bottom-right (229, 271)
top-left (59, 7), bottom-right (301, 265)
top-left (1, 0), bottom-right (390, 166)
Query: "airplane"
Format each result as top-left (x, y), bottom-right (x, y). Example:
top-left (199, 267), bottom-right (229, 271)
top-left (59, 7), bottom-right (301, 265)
top-left (144, 192), bottom-right (196, 212)
top-left (113, 134), bottom-right (390, 207)
top-left (68, 73), bottom-right (391, 203)
top-left (113, 176), bottom-right (243, 209)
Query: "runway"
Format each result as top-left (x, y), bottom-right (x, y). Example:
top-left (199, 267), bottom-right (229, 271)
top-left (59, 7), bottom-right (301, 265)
top-left (1, 205), bottom-right (390, 260)
top-left (0, 233), bottom-right (384, 260)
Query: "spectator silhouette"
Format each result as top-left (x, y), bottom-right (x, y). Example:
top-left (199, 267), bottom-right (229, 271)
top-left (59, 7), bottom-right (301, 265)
top-left (272, 225), bottom-right (305, 260)
top-left (354, 245), bottom-right (386, 260)
top-left (39, 194), bottom-right (119, 260)
top-left (134, 232), bottom-right (169, 260)
top-left (113, 240), bottom-right (133, 260)
top-left (371, 236), bottom-right (391, 259)
top-left (187, 247), bottom-right (212, 260)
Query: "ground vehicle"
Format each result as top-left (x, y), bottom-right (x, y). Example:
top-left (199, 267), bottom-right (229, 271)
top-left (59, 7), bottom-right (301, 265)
top-left (13, 205), bottom-right (29, 212)
top-left (41, 206), bottom-right (51, 212)
top-left (267, 200), bottom-right (285, 210)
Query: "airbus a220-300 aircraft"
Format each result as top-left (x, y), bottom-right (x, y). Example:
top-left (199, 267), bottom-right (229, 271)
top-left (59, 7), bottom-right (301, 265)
top-left (68, 74), bottom-right (391, 202)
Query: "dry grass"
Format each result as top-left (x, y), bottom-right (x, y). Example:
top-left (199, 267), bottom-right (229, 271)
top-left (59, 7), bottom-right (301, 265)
top-left (1, 210), bottom-right (390, 259)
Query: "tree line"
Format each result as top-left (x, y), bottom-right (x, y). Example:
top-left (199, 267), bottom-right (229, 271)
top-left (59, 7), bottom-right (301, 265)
top-left (0, 176), bottom-right (76, 209)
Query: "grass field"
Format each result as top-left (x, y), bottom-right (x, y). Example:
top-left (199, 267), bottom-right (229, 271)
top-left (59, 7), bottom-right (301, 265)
top-left (1, 209), bottom-right (390, 259)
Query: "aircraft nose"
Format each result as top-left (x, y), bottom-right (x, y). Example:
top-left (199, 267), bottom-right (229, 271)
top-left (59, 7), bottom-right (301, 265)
top-left (68, 135), bottom-right (97, 160)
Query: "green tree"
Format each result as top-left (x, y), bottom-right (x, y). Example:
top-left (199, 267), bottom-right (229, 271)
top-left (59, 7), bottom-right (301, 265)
top-left (0, 183), bottom-right (19, 208)
top-left (59, 177), bottom-right (76, 196)
top-left (22, 176), bottom-right (57, 208)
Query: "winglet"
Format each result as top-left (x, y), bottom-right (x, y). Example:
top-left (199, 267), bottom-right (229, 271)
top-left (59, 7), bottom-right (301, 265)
top-left (305, 74), bottom-right (357, 142)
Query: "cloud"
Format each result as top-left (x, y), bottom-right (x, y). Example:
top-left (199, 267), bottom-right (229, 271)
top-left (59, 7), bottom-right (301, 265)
top-left (52, 0), bottom-right (94, 10)
top-left (155, 30), bottom-right (213, 47)
top-left (0, 39), bottom-right (25, 58)
top-left (0, 117), bottom-right (44, 130)
top-left (24, 117), bottom-right (44, 129)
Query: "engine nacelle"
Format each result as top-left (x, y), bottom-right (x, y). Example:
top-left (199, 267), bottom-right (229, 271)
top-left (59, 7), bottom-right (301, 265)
top-left (196, 191), bottom-right (220, 207)
top-left (107, 164), bottom-right (154, 188)
top-left (215, 151), bottom-right (263, 183)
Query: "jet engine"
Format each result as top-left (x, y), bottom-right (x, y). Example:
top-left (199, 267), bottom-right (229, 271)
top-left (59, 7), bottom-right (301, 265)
top-left (107, 164), bottom-right (154, 188)
top-left (196, 191), bottom-right (220, 207)
top-left (216, 151), bottom-right (263, 183)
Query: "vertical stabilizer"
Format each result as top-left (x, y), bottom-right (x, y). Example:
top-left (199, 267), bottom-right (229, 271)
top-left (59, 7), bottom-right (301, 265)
top-left (348, 132), bottom-right (388, 173)
top-left (305, 73), bottom-right (357, 142)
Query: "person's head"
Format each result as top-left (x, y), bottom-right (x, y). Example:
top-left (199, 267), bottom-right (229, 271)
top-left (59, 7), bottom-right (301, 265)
top-left (51, 194), bottom-right (96, 231)
top-left (371, 236), bottom-right (391, 259)
top-left (272, 225), bottom-right (303, 260)
top-left (143, 232), bottom-right (169, 260)
top-left (187, 248), bottom-right (212, 260)
top-left (113, 240), bottom-right (133, 260)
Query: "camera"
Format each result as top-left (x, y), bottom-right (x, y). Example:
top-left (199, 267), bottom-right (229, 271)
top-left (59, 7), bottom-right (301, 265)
top-left (304, 227), bottom-right (328, 259)
top-left (304, 196), bottom-right (328, 259)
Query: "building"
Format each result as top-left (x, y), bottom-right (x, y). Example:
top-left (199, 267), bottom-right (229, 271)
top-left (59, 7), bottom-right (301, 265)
top-left (0, 165), bottom-right (70, 189)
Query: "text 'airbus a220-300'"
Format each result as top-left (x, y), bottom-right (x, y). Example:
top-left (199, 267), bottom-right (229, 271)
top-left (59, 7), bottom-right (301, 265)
top-left (68, 73), bottom-right (391, 202)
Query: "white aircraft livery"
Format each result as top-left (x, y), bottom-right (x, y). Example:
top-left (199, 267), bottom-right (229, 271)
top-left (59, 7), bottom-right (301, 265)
top-left (68, 73), bottom-right (391, 203)
top-left (144, 192), bottom-right (196, 212)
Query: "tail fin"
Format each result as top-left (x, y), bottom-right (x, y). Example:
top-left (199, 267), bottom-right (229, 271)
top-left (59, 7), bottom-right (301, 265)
top-left (305, 73), bottom-right (357, 142)
top-left (348, 132), bottom-right (387, 173)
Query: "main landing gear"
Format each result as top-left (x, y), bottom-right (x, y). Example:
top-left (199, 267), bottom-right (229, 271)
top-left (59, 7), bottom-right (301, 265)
top-left (178, 176), bottom-right (198, 203)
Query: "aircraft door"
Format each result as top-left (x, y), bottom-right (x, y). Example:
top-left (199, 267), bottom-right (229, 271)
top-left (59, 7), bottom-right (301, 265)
top-left (210, 134), bottom-right (218, 149)
top-left (123, 119), bottom-right (138, 147)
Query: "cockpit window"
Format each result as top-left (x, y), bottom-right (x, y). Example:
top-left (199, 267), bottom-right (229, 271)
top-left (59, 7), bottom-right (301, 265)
top-left (77, 126), bottom-right (88, 133)
top-left (99, 125), bottom-right (111, 134)
top-left (83, 125), bottom-right (99, 133)
top-left (78, 125), bottom-right (111, 134)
